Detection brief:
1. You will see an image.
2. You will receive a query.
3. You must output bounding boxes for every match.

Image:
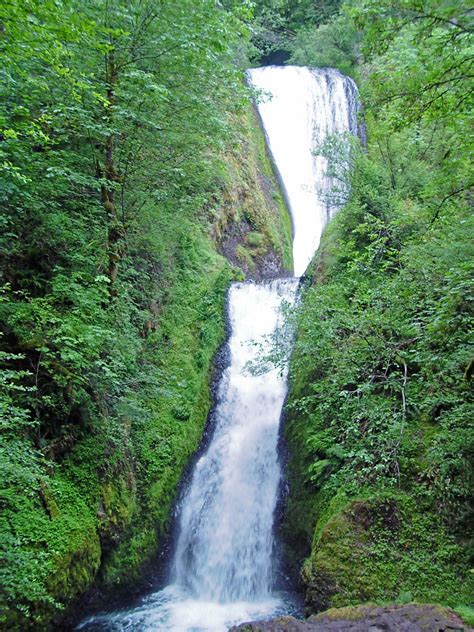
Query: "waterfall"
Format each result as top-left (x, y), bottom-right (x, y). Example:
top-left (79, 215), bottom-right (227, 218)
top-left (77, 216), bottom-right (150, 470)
top-left (248, 66), bottom-right (359, 277)
top-left (77, 66), bottom-right (358, 632)
top-left (172, 278), bottom-right (299, 604)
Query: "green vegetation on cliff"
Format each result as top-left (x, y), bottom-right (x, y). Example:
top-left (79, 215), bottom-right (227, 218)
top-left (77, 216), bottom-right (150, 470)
top-left (0, 1), bottom-right (291, 628)
top-left (280, 0), bottom-right (473, 616)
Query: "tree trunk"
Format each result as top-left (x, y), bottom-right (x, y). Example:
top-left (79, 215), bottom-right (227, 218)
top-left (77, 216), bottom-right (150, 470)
top-left (99, 50), bottom-right (124, 297)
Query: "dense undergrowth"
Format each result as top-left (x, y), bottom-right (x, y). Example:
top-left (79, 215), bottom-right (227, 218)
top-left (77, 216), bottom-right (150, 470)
top-left (280, 0), bottom-right (473, 619)
top-left (284, 171), bottom-right (473, 609)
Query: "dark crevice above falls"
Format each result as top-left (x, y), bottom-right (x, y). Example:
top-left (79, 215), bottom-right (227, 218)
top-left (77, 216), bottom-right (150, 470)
top-left (259, 50), bottom-right (292, 66)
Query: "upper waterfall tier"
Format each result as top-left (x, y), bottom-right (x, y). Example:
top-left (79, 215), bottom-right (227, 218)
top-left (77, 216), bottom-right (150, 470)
top-left (248, 66), bottom-right (359, 277)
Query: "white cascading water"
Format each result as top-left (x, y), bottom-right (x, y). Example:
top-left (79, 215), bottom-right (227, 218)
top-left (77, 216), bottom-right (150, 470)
top-left (249, 66), bottom-right (359, 277)
top-left (78, 66), bottom-right (358, 632)
top-left (173, 279), bottom-right (298, 603)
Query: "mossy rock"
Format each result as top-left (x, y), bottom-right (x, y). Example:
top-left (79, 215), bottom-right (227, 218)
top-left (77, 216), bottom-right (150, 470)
top-left (215, 106), bottom-right (293, 278)
top-left (46, 529), bottom-right (101, 611)
top-left (231, 604), bottom-right (470, 631)
top-left (302, 493), bottom-right (473, 614)
top-left (310, 603), bottom-right (470, 630)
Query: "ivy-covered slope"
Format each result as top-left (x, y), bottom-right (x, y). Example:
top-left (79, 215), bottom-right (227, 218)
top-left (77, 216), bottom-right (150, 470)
top-left (0, 2), bottom-right (292, 629)
top-left (281, 53), bottom-right (473, 632)
top-left (283, 171), bottom-right (473, 611)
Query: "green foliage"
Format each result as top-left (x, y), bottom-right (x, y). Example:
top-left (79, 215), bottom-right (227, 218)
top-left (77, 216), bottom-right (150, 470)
top-left (246, 231), bottom-right (265, 248)
top-left (289, 12), bottom-right (361, 76)
top-left (249, 0), bottom-right (342, 62)
top-left (284, 141), bottom-right (473, 607)
top-left (350, 0), bottom-right (473, 119)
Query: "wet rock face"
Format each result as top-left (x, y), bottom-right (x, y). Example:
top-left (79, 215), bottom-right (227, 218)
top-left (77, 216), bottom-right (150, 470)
top-left (229, 604), bottom-right (470, 632)
top-left (219, 218), bottom-right (291, 282)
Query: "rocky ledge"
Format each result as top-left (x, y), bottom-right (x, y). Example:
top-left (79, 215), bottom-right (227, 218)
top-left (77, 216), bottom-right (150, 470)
top-left (230, 604), bottom-right (471, 632)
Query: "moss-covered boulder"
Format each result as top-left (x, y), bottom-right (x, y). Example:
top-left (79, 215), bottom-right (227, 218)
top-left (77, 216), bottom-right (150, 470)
top-left (299, 493), bottom-right (472, 614)
top-left (231, 604), bottom-right (470, 631)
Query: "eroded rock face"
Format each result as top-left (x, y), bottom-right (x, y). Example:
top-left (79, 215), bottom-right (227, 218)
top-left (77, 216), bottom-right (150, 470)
top-left (219, 218), bottom-right (291, 281)
top-left (229, 604), bottom-right (470, 632)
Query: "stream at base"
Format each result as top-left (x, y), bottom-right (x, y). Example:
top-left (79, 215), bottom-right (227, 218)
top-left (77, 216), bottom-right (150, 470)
top-left (78, 585), bottom-right (298, 631)
top-left (77, 66), bottom-right (358, 632)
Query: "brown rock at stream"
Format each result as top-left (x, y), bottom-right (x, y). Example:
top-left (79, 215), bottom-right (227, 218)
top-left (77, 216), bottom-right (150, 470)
top-left (229, 604), bottom-right (471, 632)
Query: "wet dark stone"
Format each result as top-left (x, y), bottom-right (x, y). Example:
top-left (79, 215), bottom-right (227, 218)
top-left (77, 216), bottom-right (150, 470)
top-left (229, 604), bottom-right (470, 632)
